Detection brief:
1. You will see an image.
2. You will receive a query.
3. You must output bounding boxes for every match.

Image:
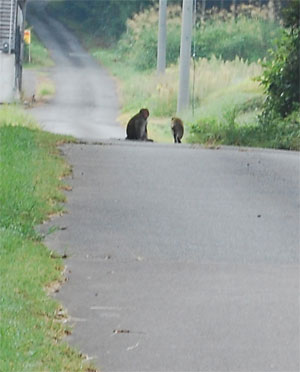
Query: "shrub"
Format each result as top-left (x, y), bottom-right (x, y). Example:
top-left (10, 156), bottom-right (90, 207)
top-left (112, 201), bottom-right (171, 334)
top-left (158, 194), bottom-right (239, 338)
top-left (195, 17), bottom-right (281, 63)
top-left (259, 0), bottom-right (300, 120)
top-left (117, 6), bottom-right (181, 70)
top-left (116, 5), bottom-right (282, 70)
top-left (189, 107), bottom-right (300, 150)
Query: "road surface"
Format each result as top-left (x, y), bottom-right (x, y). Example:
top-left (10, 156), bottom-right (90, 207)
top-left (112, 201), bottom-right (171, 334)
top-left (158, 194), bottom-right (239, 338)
top-left (27, 2), bottom-right (300, 371)
top-left (42, 142), bottom-right (299, 372)
top-left (26, 0), bottom-right (124, 140)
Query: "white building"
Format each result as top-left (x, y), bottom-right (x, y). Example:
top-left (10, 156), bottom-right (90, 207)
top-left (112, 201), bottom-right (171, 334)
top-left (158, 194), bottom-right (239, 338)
top-left (0, 0), bottom-right (26, 103)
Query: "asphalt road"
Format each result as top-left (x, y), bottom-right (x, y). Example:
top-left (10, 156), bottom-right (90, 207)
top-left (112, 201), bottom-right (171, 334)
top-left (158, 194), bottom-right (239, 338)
top-left (27, 3), bottom-right (300, 371)
top-left (43, 142), bottom-right (299, 372)
top-left (26, 0), bottom-right (125, 140)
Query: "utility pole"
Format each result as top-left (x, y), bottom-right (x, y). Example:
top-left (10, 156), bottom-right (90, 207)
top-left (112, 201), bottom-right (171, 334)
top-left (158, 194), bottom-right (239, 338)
top-left (157, 0), bottom-right (167, 74)
top-left (200, 0), bottom-right (206, 27)
top-left (232, 0), bottom-right (237, 20)
top-left (268, 0), bottom-right (275, 21)
top-left (177, 0), bottom-right (193, 113)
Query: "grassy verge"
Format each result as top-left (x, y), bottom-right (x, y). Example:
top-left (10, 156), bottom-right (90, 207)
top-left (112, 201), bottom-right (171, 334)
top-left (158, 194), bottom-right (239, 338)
top-left (0, 105), bottom-right (39, 129)
top-left (0, 107), bottom-right (94, 371)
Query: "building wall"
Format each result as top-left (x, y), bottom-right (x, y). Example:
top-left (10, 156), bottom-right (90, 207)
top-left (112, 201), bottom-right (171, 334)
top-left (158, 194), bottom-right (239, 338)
top-left (0, 52), bottom-right (17, 102)
top-left (0, 0), bottom-right (25, 103)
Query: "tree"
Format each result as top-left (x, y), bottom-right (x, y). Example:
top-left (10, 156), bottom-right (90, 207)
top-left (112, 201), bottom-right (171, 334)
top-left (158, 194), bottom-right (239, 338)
top-left (52, 0), bottom-right (155, 42)
top-left (260, 0), bottom-right (300, 120)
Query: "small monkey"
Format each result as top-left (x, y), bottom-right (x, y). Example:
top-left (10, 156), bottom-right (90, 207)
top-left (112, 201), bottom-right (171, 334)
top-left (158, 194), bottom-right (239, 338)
top-left (126, 108), bottom-right (153, 141)
top-left (171, 117), bottom-right (184, 143)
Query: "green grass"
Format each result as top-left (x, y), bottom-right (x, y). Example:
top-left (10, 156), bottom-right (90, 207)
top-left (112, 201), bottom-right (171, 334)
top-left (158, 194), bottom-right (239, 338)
top-left (0, 108), bottom-right (94, 371)
top-left (0, 105), bottom-right (39, 129)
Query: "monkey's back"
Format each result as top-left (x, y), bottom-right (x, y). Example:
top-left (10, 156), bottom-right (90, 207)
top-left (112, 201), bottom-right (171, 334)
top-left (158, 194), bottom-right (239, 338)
top-left (126, 114), bottom-right (139, 140)
top-left (171, 119), bottom-right (184, 139)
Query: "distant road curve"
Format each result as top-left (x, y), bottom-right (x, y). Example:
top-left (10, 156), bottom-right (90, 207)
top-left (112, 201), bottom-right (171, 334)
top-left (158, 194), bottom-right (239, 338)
top-left (25, 0), bottom-right (125, 140)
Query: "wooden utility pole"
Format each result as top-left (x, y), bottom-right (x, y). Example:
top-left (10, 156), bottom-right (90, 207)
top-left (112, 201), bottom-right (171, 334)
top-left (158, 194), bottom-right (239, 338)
top-left (177, 0), bottom-right (193, 113)
top-left (157, 0), bottom-right (167, 74)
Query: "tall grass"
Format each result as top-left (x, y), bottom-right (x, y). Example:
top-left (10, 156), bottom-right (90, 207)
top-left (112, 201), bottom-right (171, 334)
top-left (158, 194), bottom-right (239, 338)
top-left (152, 56), bottom-right (262, 116)
top-left (95, 50), bottom-right (262, 118)
top-left (0, 108), bottom-right (92, 371)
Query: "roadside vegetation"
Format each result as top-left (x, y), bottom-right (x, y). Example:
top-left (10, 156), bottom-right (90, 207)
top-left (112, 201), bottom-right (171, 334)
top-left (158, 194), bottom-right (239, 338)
top-left (49, 0), bottom-right (299, 149)
top-left (95, 49), bottom-right (264, 143)
top-left (0, 107), bottom-right (94, 371)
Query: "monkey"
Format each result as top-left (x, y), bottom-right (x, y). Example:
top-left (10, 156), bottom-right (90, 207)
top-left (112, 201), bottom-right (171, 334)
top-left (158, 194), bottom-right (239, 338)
top-left (171, 117), bottom-right (184, 143)
top-left (126, 108), bottom-right (153, 141)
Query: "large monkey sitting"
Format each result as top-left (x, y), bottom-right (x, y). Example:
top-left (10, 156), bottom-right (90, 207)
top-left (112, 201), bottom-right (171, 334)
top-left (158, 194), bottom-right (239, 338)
top-left (126, 108), bottom-right (153, 141)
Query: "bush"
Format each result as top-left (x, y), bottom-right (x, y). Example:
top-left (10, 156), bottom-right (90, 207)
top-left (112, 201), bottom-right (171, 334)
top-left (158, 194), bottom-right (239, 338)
top-left (189, 107), bottom-right (300, 150)
top-left (195, 17), bottom-right (281, 63)
top-left (116, 6), bottom-right (182, 70)
top-left (259, 0), bottom-right (300, 120)
top-left (116, 6), bottom-right (282, 70)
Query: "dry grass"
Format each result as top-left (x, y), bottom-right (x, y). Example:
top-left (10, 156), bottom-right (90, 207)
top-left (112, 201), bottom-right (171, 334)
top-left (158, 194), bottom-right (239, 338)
top-left (117, 56), bottom-right (263, 118)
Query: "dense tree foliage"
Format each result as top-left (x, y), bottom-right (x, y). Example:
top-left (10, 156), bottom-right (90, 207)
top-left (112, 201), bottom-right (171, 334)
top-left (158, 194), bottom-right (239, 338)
top-left (50, 0), bottom-right (276, 43)
top-left (50, 0), bottom-right (155, 42)
top-left (260, 0), bottom-right (300, 120)
top-left (116, 5), bottom-right (281, 70)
